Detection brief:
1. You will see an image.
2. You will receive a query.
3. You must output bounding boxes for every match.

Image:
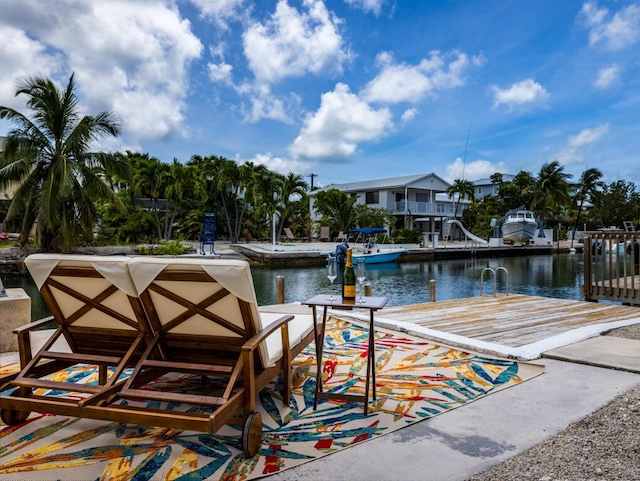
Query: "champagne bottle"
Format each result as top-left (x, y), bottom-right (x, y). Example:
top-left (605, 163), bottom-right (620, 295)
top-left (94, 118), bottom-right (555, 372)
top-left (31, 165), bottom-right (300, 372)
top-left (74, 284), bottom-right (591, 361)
top-left (342, 247), bottom-right (356, 299)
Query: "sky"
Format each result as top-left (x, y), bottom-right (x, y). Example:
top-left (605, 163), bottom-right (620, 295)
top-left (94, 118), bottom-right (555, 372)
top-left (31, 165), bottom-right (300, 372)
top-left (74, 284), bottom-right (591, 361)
top-left (1, 0), bottom-right (639, 189)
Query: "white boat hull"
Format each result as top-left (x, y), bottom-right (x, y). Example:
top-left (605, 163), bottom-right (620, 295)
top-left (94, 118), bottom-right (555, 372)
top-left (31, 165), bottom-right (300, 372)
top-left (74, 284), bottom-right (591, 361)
top-left (502, 220), bottom-right (537, 243)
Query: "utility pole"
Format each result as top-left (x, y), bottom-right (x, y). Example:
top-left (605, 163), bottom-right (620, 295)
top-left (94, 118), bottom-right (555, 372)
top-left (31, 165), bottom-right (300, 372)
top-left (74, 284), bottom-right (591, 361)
top-left (308, 173), bottom-right (318, 190)
top-left (306, 174), bottom-right (318, 241)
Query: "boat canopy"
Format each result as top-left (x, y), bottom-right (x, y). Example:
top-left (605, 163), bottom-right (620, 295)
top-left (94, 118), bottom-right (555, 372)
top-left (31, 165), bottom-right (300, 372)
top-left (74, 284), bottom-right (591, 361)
top-left (346, 227), bottom-right (387, 235)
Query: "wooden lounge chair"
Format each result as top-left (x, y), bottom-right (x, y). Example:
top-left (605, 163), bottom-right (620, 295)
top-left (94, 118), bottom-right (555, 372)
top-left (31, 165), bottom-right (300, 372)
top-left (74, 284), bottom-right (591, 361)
top-left (0, 254), bottom-right (149, 424)
top-left (0, 256), bottom-right (316, 457)
top-left (119, 257), bottom-right (316, 456)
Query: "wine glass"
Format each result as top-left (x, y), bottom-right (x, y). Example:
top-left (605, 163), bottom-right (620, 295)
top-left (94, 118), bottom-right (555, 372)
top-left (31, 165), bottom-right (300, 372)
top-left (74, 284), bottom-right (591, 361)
top-left (356, 257), bottom-right (366, 303)
top-left (326, 255), bottom-right (338, 301)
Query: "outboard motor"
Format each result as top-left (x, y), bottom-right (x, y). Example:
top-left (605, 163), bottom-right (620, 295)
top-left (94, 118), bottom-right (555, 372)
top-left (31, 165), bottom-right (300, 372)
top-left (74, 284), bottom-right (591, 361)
top-left (334, 241), bottom-right (349, 266)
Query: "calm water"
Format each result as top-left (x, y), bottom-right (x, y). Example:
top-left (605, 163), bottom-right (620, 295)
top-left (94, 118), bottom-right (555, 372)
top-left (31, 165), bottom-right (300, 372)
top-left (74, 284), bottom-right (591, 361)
top-left (4, 253), bottom-right (585, 321)
top-left (252, 253), bottom-right (585, 306)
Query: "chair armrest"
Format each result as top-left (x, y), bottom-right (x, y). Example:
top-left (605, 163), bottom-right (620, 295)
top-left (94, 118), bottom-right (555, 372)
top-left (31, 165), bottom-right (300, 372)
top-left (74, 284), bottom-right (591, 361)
top-left (12, 316), bottom-right (55, 334)
top-left (242, 314), bottom-right (294, 352)
top-left (12, 316), bottom-right (55, 368)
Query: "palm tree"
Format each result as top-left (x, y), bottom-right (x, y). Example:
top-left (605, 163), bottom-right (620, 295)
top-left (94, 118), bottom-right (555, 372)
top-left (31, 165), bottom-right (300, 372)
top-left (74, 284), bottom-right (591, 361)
top-left (446, 179), bottom-right (476, 217)
top-left (131, 154), bottom-right (170, 240)
top-left (571, 168), bottom-right (603, 248)
top-left (276, 172), bottom-right (308, 237)
top-left (530, 161), bottom-right (572, 221)
top-left (162, 159), bottom-right (206, 240)
top-left (0, 74), bottom-right (129, 251)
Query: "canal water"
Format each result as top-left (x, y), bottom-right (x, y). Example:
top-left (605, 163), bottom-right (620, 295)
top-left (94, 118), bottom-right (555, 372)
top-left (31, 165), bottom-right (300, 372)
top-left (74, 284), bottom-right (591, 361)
top-left (4, 253), bottom-right (585, 321)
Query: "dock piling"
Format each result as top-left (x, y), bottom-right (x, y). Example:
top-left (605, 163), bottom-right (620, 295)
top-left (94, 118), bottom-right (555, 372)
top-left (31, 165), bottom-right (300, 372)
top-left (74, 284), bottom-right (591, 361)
top-left (276, 275), bottom-right (285, 304)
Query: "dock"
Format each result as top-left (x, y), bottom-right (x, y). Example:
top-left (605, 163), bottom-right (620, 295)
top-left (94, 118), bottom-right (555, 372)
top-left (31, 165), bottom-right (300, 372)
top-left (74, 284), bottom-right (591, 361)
top-left (334, 293), bottom-right (640, 361)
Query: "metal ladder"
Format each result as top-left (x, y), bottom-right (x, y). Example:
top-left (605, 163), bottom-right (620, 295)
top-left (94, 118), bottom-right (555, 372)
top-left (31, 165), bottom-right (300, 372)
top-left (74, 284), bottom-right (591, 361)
top-left (480, 267), bottom-right (510, 296)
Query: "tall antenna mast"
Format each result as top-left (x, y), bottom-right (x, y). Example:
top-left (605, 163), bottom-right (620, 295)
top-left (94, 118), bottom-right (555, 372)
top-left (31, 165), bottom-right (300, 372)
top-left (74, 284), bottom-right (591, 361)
top-left (462, 115), bottom-right (474, 180)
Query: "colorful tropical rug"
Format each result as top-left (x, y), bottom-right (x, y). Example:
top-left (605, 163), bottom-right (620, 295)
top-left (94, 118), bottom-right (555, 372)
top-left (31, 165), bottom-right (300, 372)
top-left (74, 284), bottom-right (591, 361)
top-left (0, 317), bottom-right (543, 481)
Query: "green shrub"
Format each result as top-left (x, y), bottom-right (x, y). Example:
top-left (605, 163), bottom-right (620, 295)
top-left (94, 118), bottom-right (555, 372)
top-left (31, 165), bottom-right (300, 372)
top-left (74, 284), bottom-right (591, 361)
top-left (394, 228), bottom-right (421, 244)
top-left (138, 240), bottom-right (185, 256)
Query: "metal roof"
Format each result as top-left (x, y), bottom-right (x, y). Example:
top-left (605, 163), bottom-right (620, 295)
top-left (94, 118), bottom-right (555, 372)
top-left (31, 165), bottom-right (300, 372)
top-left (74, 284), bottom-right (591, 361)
top-left (320, 172), bottom-right (449, 192)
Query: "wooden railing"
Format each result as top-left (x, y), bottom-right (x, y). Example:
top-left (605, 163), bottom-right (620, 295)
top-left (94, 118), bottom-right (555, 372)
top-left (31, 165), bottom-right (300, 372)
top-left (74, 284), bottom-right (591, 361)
top-left (583, 232), bottom-right (640, 305)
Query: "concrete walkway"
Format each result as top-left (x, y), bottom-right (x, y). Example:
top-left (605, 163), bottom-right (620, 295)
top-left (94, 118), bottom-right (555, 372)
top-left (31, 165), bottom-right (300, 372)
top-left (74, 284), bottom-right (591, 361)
top-left (267, 358), bottom-right (640, 481)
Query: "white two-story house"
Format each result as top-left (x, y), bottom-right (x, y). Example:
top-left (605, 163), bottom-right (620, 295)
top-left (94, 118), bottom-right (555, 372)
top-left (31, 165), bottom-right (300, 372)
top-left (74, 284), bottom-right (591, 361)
top-left (311, 172), bottom-right (466, 236)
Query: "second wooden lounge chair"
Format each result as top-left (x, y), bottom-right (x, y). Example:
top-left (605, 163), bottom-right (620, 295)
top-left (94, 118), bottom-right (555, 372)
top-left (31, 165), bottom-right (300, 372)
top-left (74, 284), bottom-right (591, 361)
top-left (121, 257), bottom-right (317, 456)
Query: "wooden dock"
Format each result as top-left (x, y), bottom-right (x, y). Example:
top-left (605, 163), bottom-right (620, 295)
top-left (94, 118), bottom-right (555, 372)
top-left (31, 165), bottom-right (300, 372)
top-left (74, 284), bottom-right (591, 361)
top-left (377, 294), bottom-right (640, 348)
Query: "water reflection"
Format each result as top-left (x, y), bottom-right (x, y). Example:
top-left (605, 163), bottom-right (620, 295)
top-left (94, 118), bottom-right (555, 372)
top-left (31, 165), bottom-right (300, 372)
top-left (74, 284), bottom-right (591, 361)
top-left (252, 253), bottom-right (585, 307)
top-left (4, 253), bottom-right (586, 320)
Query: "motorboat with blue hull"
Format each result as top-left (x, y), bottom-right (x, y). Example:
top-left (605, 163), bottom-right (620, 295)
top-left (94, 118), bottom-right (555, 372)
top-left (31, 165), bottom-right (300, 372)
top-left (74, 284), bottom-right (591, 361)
top-left (342, 227), bottom-right (406, 264)
top-left (501, 210), bottom-right (538, 244)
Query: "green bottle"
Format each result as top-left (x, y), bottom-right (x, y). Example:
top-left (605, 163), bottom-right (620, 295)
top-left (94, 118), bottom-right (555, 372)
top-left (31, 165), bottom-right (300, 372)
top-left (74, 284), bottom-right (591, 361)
top-left (342, 248), bottom-right (356, 299)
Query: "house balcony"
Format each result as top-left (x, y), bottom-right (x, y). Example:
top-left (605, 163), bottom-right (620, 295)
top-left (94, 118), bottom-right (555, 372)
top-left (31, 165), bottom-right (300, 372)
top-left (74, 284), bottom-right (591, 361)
top-left (387, 200), bottom-right (463, 217)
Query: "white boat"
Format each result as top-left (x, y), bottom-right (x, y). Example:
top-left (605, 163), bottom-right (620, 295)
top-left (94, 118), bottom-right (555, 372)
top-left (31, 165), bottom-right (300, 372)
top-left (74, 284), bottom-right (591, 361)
top-left (348, 228), bottom-right (406, 264)
top-left (502, 210), bottom-right (538, 244)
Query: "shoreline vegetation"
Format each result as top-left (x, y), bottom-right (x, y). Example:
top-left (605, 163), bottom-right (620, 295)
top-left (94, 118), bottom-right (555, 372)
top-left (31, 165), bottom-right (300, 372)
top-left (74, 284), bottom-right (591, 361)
top-left (0, 239), bottom-right (577, 274)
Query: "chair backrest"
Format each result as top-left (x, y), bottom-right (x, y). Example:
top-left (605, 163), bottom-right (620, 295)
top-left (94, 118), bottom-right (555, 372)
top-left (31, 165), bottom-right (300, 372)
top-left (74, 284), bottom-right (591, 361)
top-left (319, 226), bottom-right (330, 240)
top-left (24, 254), bottom-right (148, 356)
top-left (284, 227), bottom-right (295, 240)
top-left (128, 257), bottom-right (273, 368)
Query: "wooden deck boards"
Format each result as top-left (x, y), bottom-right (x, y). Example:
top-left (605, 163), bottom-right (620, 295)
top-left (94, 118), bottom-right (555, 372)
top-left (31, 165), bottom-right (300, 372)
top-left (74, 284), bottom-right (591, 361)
top-left (379, 294), bottom-right (640, 347)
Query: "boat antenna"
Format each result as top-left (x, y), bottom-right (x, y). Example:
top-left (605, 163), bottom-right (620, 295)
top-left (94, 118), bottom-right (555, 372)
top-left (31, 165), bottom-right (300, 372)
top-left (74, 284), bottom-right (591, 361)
top-left (462, 115), bottom-right (474, 180)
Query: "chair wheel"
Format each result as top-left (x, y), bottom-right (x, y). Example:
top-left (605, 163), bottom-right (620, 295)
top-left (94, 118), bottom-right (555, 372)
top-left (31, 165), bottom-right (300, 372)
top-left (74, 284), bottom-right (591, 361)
top-left (0, 388), bottom-right (32, 425)
top-left (0, 407), bottom-right (30, 425)
top-left (241, 411), bottom-right (262, 457)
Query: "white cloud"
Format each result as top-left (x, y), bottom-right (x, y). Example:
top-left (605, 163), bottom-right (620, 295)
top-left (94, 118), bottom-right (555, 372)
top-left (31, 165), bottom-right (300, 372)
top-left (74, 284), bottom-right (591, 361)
top-left (491, 78), bottom-right (549, 110)
top-left (189, 0), bottom-right (247, 29)
top-left (242, 0), bottom-right (350, 84)
top-left (241, 84), bottom-right (293, 123)
top-left (248, 152), bottom-right (311, 174)
top-left (344, 0), bottom-right (386, 16)
top-left (595, 64), bottom-right (620, 89)
top-left (0, 25), bottom-right (61, 110)
top-left (556, 124), bottom-right (610, 165)
top-left (0, 0), bottom-right (203, 143)
top-left (289, 83), bottom-right (392, 160)
top-left (208, 62), bottom-right (234, 83)
top-left (579, 1), bottom-right (640, 50)
top-left (401, 108), bottom-right (417, 123)
top-left (362, 50), bottom-right (481, 104)
top-left (445, 158), bottom-right (508, 183)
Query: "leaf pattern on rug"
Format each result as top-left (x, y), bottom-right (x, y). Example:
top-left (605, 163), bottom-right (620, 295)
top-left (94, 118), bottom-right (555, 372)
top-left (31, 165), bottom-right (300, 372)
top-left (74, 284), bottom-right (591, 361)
top-left (0, 317), bottom-right (542, 480)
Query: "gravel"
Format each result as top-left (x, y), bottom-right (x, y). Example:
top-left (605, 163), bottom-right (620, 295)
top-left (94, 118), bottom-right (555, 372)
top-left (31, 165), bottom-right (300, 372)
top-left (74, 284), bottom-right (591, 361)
top-left (468, 324), bottom-right (640, 481)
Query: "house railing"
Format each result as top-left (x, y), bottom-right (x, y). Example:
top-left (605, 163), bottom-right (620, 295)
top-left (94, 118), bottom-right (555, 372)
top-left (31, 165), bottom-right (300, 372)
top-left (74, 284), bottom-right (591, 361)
top-left (583, 231), bottom-right (640, 305)
top-left (387, 200), bottom-right (463, 217)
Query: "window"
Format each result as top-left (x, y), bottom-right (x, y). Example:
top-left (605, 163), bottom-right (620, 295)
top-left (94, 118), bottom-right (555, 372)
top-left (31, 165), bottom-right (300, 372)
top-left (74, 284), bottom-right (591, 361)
top-left (416, 193), bottom-right (429, 203)
top-left (365, 191), bottom-right (379, 204)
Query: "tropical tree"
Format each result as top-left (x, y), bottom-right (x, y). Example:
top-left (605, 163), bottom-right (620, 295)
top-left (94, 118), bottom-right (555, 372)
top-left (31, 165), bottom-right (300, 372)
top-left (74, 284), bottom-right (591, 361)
top-left (0, 74), bottom-right (129, 251)
top-left (446, 179), bottom-right (476, 217)
top-left (275, 172), bottom-right (308, 237)
top-left (499, 171), bottom-right (536, 210)
top-left (130, 154), bottom-right (170, 240)
top-left (530, 161), bottom-right (572, 221)
top-left (312, 188), bottom-right (359, 235)
top-left (571, 168), bottom-right (604, 247)
top-left (161, 159), bottom-right (206, 240)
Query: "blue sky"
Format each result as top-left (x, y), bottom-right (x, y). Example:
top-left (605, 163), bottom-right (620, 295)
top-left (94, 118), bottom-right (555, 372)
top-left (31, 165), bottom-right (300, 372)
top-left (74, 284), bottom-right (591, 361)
top-left (1, 0), bottom-right (639, 188)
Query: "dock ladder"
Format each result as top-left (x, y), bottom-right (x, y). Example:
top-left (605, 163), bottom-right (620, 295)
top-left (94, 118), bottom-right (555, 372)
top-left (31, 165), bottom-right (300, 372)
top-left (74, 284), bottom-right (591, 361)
top-left (480, 267), bottom-right (510, 296)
